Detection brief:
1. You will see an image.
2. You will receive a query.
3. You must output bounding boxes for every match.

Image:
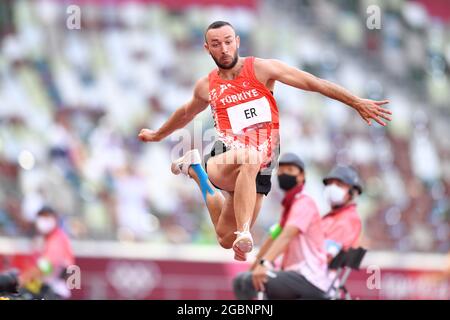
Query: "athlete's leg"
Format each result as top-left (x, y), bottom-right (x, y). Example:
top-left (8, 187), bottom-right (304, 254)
top-left (215, 192), bottom-right (264, 246)
top-left (172, 149), bottom-right (226, 230)
top-left (172, 148), bottom-right (250, 247)
top-left (187, 165), bottom-right (224, 229)
top-left (187, 164), bottom-right (250, 248)
top-left (214, 191), bottom-right (236, 248)
top-left (187, 169), bottom-right (247, 260)
top-left (250, 193), bottom-right (264, 226)
top-left (206, 148), bottom-right (263, 258)
top-left (206, 148), bottom-right (262, 234)
top-left (183, 151), bottom-right (245, 234)
top-left (216, 192), bottom-right (264, 261)
top-left (233, 160), bottom-right (259, 234)
top-left (173, 148), bottom-right (263, 259)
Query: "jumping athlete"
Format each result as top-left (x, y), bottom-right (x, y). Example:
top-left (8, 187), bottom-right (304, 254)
top-left (138, 21), bottom-right (392, 261)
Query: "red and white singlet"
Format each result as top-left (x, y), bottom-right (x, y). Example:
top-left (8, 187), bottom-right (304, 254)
top-left (208, 56), bottom-right (280, 166)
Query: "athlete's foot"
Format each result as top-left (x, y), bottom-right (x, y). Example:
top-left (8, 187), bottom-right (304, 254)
top-left (233, 246), bottom-right (247, 261)
top-left (232, 230), bottom-right (253, 260)
top-left (171, 149), bottom-right (201, 177)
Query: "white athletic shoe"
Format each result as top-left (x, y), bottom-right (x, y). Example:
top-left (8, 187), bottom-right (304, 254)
top-left (171, 149), bottom-right (202, 176)
top-left (233, 231), bottom-right (253, 253)
top-left (232, 230), bottom-right (253, 257)
top-left (234, 247), bottom-right (247, 261)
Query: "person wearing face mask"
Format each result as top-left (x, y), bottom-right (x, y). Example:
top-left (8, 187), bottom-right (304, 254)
top-left (19, 206), bottom-right (74, 299)
top-left (321, 166), bottom-right (363, 260)
top-left (233, 153), bottom-right (330, 300)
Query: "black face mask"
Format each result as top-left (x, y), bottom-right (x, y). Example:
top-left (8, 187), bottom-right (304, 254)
top-left (277, 174), bottom-right (298, 191)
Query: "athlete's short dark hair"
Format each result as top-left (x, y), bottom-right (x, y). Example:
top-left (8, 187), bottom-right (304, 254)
top-left (204, 21), bottom-right (236, 42)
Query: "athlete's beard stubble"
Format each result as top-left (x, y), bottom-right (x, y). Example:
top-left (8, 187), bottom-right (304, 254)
top-left (210, 49), bottom-right (239, 70)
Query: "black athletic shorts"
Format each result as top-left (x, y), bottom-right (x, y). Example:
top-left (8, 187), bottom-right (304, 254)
top-left (204, 140), bottom-right (276, 196)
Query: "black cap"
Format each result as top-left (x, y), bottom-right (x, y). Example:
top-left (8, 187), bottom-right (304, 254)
top-left (323, 166), bottom-right (363, 194)
top-left (278, 153), bottom-right (305, 171)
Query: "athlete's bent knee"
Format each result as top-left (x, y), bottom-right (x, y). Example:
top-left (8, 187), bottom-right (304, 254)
top-left (217, 234), bottom-right (234, 249)
top-left (238, 162), bottom-right (260, 176)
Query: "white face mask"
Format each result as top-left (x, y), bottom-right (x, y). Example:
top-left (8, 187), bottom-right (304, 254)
top-left (324, 184), bottom-right (348, 207)
top-left (36, 217), bottom-right (56, 235)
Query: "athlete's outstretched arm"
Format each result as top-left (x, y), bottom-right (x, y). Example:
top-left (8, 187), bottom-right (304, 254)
top-left (259, 59), bottom-right (392, 126)
top-left (138, 77), bottom-right (209, 142)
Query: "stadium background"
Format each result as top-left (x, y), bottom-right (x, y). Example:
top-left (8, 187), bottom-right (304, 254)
top-left (0, 0), bottom-right (449, 299)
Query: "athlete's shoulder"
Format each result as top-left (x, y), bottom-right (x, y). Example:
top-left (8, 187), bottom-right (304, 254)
top-left (253, 57), bottom-right (271, 69)
top-left (253, 57), bottom-right (287, 80)
top-left (253, 57), bottom-right (283, 68)
top-left (193, 76), bottom-right (210, 102)
top-left (196, 75), bottom-right (209, 87)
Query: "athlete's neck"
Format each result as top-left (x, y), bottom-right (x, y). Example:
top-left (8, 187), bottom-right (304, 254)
top-left (217, 57), bottom-right (244, 80)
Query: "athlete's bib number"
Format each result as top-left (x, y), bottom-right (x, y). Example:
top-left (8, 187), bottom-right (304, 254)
top-left (226, 97), bottom-right (272, 134)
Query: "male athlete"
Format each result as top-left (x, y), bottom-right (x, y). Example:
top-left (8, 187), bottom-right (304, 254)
top-left (138, 21), bottom-right (391, 261)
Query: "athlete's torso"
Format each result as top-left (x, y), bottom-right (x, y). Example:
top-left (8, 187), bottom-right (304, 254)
top-left (208, 57), bottom-right (280, 162)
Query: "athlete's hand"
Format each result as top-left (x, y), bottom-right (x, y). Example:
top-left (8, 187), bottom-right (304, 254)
top-left (138, 129), bottom-right (162, 142)
top-left (252, 265), bottom-right (268, 292)
top-left (354, 99), bottom-right (392, 126)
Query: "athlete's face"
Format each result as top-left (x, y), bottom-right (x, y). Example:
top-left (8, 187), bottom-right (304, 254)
top-left (204, 26), bottom-right (240, 70)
